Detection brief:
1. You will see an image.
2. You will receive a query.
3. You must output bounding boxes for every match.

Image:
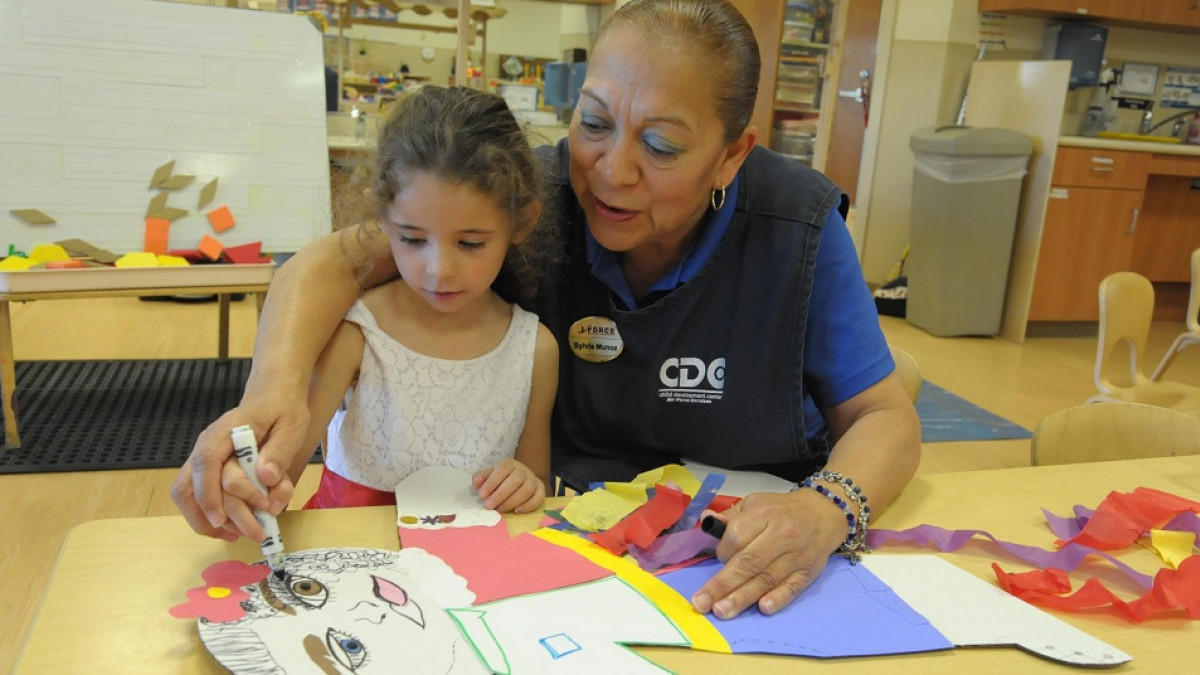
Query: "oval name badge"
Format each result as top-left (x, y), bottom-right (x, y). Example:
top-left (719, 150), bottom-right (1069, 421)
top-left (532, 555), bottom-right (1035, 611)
top-left (569, 316), bottom-right (624, 362)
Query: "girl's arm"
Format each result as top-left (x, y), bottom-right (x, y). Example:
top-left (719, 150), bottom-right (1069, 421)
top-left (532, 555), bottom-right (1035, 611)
top-left (219, 320), bottom-right (365, 540)
top-left (171, 224), bottom-right (397, 539)
top-left (475, 323), bottom-right (559, 511)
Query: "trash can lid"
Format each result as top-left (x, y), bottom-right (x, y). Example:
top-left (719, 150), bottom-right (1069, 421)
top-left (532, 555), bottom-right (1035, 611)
top-left (910, 125), bottom-right (1033, 156)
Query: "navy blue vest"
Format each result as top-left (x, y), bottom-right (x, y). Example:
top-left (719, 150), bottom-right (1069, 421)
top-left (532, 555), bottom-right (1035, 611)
top-left (536, 142), bottom-right (848, 488)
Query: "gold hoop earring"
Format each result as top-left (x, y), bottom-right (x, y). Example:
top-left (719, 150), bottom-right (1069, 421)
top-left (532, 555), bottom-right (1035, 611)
top-left (710, 185), bottom-right (726, 211)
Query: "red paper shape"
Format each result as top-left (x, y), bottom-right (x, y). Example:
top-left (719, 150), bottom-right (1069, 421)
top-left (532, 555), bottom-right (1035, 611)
top-left (993, 555), bottom-right (1200, 623)
top-left (1066, 487), bottom-right (1200, 551)
top-left (589, 484), bottom-right (692, 555)
top-left (207, 205), bottom-right (236, 233)
top-left (399, 522), bottom-right (611, 605)
top-left (167, 249), bottom-right (208, 263)
top-left (198, 235), bottom-right (224, 261)
top-left (223, 241), bottom-right (264, 264)
top-left (168, 560), bottom-right (270, 622)
top-left (144, 217), bottom-right (171, 255)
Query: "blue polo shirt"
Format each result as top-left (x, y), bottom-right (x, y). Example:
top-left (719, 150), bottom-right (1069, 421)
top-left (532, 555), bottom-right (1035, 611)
top-left (583, 173), bottom-right (892, 438)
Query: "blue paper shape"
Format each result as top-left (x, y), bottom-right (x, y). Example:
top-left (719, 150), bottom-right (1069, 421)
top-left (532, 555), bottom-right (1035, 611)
top-left (658, 557), bottom-right (953, 657)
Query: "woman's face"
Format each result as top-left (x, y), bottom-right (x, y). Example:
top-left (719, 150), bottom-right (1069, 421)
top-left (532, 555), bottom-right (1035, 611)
top-left (567, 26), bottom-right (752, 256)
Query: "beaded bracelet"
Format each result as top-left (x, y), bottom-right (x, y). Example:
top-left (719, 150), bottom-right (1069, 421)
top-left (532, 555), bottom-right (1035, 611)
top-left (794, 470), bottom-right (872, 563)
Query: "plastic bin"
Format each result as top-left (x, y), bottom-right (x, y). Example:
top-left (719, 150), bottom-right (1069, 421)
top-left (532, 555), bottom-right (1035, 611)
top-left (905, 125), bottom-right (1032, 336)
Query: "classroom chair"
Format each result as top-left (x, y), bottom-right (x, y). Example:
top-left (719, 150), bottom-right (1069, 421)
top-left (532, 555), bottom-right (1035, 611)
top-left (1151, 247), bottom-right (1200, 382)
top-left (1087, 272), bottom-right (1200, 413)
top-left (1031, 402), bottom-right (1200, 466)
top-left (889, 344), bottom-right (922, 404)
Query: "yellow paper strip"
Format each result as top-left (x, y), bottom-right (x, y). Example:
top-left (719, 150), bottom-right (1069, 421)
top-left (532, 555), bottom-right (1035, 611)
top-left (628, 463), bottom-right (702, 497)
top-left (1149, 529), bottom-right (1196, 569)
top-left (533, 528), bottom-right (731, 654)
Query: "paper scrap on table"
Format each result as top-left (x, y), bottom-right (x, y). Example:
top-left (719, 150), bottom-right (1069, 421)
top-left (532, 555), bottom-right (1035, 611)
top-left (994, 555), bottom-right (1200, 623)
top-left (448, 577), bottom-right (690, 675)
top-left (179, 548), bottom-right (487, 674)
top-left (589, 484), bottom-right (690, 555)
top-left (682, 458), bottom-right (796, 497)
top-left (395, 466), bottom-right (499, 530)
top-left (1150, 529), bottom-right (1196, 568)
top-left (560, 487), bottom-right (646, 531)
top-left (1062, 487), bottom-right (1200, 551)
top-left (658, 556), bottom-right (953, 658)
top-left (866, 555), bottom-right (1132, 666)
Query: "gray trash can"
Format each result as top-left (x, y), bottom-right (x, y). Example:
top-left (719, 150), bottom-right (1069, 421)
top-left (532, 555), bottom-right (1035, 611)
top-left (906, 125), bottom-right (1032, 337)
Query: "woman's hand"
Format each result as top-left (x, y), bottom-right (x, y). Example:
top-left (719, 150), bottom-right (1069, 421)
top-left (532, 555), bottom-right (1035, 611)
top-left (472, 459), bottom-right (546, 514)
top-left (170, 393), bottom-right (309, 541)
top-left (690, 488), bottom-right (848, 619)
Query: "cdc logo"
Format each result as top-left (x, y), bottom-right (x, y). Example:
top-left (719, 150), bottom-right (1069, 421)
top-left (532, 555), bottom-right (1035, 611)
top-left (659, 357), bottom-right (725, 390)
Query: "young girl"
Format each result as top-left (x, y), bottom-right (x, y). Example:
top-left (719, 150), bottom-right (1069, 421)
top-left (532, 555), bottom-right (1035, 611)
top-left (284, 86), bottom-right (558, 514)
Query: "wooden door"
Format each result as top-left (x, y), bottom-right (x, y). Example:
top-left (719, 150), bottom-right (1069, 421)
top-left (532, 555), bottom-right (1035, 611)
top-left (1028, 186), bottom-right (1142, 321)
top-left (822, 0), bottom-right (880, 204)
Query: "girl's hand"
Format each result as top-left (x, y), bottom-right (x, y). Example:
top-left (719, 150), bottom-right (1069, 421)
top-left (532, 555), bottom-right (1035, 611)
top-left (472, 459), bottom-right (546, 514)
top-left (690, 488), bottom-right (848, 619)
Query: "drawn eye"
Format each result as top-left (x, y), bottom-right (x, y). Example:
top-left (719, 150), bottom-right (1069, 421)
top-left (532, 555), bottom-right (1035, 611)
top-left (286, 576), bottom-right (328, 608)
top-left (326, 628), bottom-right (368, 671)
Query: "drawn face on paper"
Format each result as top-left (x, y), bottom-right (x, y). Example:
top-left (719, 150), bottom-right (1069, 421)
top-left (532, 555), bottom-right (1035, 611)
top-left (197, 548), bottom-right (486, 674)
top-left (396, 466), bottom-right (501, 531)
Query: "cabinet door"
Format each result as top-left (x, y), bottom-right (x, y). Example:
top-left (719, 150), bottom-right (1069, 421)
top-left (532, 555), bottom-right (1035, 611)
top-left (1029, 187), bottom-right (1142, 321)
top-left (1131, 175), bottom-right (1200, 282)
top-left (1142, 0), bottom-right (1200, 28)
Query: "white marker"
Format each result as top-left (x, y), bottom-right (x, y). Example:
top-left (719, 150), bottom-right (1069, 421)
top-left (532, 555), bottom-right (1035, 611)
top-left (230, 425), bottom-right (286, 579)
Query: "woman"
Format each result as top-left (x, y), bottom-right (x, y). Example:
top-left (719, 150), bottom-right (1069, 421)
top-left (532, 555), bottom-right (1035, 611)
top-left (172, 0), bottom-right (920, 620)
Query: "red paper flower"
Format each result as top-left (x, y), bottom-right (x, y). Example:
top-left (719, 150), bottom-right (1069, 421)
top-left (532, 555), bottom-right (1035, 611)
top-left (169, 560), bottom-right (271, 623)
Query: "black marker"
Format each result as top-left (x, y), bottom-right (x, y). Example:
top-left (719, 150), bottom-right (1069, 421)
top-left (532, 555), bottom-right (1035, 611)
top-left (700, 514), bottom-right (726, 540)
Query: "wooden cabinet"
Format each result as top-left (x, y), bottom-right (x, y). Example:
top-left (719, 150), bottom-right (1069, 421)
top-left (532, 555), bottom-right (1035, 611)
top-left (1131, 173), bottom-right (1200, 282)
top-left (1029, 187), bottom-right (1142, 320)
top-left (979, 0), bottom-right (1200, 32)
top-left (1142, 0), bottom-right (1200, 28)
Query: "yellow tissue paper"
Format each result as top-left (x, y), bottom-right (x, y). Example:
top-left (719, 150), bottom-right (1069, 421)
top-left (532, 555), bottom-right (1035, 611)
top-left (1149, 529), bottom-right (1196, 569)
top-left (156, 255), bottom-right (190, 267)
top-left (114, 252), bottom-right (160, 268)
top-left (28, 244), bottom-right (70, 263)
top-left (625, 463), bottom-right (702, 497)
top-left (560, 488), bottom-right (647, 532)
top-left (0, 256), bottom-right (36, 271)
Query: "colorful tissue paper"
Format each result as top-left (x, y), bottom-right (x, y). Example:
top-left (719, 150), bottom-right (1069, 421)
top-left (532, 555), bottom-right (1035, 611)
top-left (993, 555), bottom-right (1200, 623)
top-left (1064, 487), bottom-right (1200, 551)
top-left (1150, 529), bottom-right (1196, 569)
top-left (590, 484), bottom-right (691, 556)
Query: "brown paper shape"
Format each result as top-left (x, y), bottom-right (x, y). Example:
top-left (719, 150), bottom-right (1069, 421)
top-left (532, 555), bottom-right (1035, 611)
top-left (55, 238), bottom-right (96, 257)
top-left (146, 192), bottom-right (169, 217)
top-left (151, 207), bottom-right (189, 222)
top-left (158, 175), bottom-right (195, 190)
top-left (149, 160), bottom-right (175, 188)
top-left (10, 209), bottom-right (56, 225)
top-left (198, 178), bottom-right (218, 209)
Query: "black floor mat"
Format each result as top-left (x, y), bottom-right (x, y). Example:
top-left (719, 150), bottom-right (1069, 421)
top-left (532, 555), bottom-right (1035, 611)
top-left (0, 359), bottom-right (252, 474)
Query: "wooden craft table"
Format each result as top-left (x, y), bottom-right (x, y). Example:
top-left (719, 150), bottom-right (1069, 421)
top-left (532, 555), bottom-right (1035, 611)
top-left (0, 278), bottom-right (269, 449)
top-left (17, 455), bottom-right (1200, 673)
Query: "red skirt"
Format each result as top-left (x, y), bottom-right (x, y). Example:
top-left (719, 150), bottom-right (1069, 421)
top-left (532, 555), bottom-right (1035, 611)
top-left (304, 468), bottom-right (396, 509)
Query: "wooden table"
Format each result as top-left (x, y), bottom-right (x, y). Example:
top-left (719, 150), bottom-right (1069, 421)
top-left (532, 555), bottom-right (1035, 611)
top-left (17, 456), bottom-right (1200, 673)
top-left (0, 283), bottom-right (267, 448)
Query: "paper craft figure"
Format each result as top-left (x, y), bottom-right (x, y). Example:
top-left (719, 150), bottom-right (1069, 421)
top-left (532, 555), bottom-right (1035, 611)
top-left (448, 576), bottom-right (690, 674)
top-left (144, 217), bottom-right (171, 255)
top-left (199, 234), bottom-right (224, 261)
top-left (396, 467), bottom-right (612, 603)
top-left (183, 548), bottom-right (488, 674)
top-left (146, 192), bottom-right (168, 218)
top-left (10, 208), bottom-right (55, 225)
top-left (158, 174), bottom-right (195, 190)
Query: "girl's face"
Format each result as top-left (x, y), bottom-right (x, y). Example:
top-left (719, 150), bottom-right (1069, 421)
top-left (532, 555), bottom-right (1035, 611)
top-left (567, 26), bottom-right (751, 257)
top-left (384, 172), bottom-right (515, 315)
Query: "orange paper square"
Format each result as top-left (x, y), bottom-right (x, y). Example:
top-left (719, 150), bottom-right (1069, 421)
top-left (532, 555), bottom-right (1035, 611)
top-left (144, 217), bottom-right (171, 255)
top-left (207, 206), bottom-right (236, 233)
top-left (198, 235), bottom-right (224, 261)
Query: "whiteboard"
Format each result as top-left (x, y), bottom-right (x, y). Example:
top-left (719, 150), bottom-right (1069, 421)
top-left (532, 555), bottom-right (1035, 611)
top-left (0, 0), bottom-right (331, 255)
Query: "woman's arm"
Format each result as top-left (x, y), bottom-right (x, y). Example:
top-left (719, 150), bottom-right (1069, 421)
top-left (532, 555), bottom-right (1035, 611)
top-left (170, 225), bottom-right (397, 539)
top-left (691, 373), bottom-right (920, 618)
top-left (474, 323), bottom-right (559, 512)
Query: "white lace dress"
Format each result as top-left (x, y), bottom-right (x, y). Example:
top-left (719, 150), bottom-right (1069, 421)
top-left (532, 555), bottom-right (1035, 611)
top-left (324, 299), bottom-right (539, 492)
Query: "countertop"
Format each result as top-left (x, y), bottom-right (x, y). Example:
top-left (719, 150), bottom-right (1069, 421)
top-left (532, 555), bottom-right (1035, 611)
top-left (1059, 135), bottom-right (1200, 157)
